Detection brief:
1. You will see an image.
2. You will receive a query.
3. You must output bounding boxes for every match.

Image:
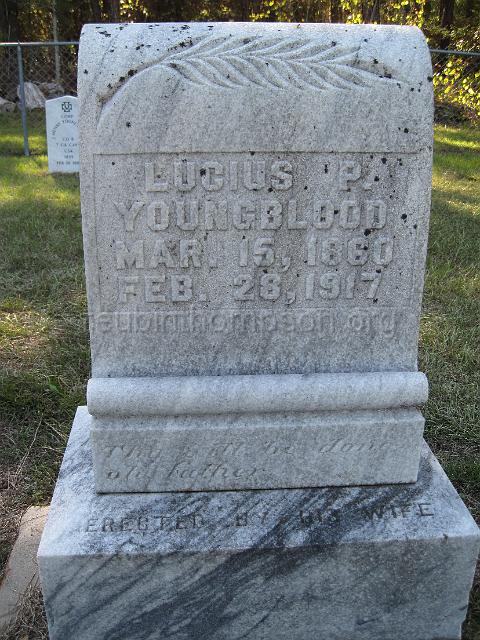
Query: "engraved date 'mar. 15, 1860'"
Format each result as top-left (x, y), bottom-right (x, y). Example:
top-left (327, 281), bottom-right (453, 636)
top-left (93, 151), bottom-right (417, 312)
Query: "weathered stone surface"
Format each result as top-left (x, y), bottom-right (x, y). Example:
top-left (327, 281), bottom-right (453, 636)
top-left (90, 371), bottom-right (427, 492)
top-left (87, 371), bottom-right (428, 416)
top-left (38, 408), bottom-right (480, 640)
top-left (80, 22), bottom-right (433, 379)
top-left (79, 22), bottom-right (433, 490)
top-left (0, 96), bottom-right (15, 113)
top-left (89, 372), bottom-right (428, 490)
top-left (92, 407), bottom-right (425, 492)
top-left (45, 96), bottom-right (79, 174)
top-left (19, 82), bottom-right (45, 109)
top-left (0, 506), bottom-right (49, 632)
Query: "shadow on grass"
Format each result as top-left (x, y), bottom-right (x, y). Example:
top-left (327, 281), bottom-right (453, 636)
top-left (0, 112), bottom-right (47, 157)
top-left (434, 125), bottom-right (480, 149)
top-left (0, 145), bottom-right (86, 575)
top-left (0, 156), bottom-right (78, 186)
top-left (0, 300), bottom-right (90, 571)
top-left (434, 157), bottom-right (479, 182)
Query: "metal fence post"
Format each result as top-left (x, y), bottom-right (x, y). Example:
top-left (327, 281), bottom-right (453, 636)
top-left (52, 2), bottom-right (62, 85)
top-left (16, 43), bottom-right (30, 157)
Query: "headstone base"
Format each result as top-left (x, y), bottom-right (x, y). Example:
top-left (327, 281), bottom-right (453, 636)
top-left (88, 371), bottom-right (428, 491)
top-left (38, 407), bottom-right (479, 640)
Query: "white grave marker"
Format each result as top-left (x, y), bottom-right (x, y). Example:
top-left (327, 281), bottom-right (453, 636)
top-left (46, 96), bottom-right (79, 173)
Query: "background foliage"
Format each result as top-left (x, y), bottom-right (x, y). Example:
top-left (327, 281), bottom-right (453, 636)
top-left (1, 0), bottom-right (479, 117)
top-left (0, 0), bottom-right (479, 45)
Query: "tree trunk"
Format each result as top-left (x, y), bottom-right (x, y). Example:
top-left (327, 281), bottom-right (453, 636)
top-left (330, 0), bottom-right (343, 22)
top-left (439, 0), bottom-right (455, 48)
top-left (464, 0), bottom-right (474, 18)
top-left (370, 0), bottom-right (381, 22)
top-left (232, 0), bottom-right (250, 20)
top-left (107, 0), bottom-right (121, 22)
top-left (1, 0), bottom-right (20, 40)
top-left (424, 0), bottom-right (431, 20)
top-left (361, 1), bottom-right (369, 21)
top-left (360, 0), bottom-right (381, 23)
top-left (0, 1), bottom-right (8, 41)
top-left (89, 0), bottom-right (102, 23)
top-left (440, 0), bottom-right (455, 28)
top-left (0, 0), bottom-right (20, 102)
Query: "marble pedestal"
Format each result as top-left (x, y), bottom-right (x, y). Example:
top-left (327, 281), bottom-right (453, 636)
top-left (38, 407), bottom-right (479, 640)
top-left (88, 372), bottom-right (428, 492)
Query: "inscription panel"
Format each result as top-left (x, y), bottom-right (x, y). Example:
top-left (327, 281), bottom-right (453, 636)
top-left (84, 500), bottom-right (436, 536)
top-left (93, 151), bottom-right (419, 313)
top-left (81, 22), bottom-right (433, 377)
top-left (91, 408), bottom-right (424, 491)
top-left (88, 149), bottom-right (428, 375)
top-left (99, 431), bottom-right (391, 488)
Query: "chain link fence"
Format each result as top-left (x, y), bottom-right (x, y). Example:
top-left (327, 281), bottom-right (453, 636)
top-left (0, 41), bottom-right (78, 156)
top-left (0, 41), bottom-right (478, 156)
top-left (430, 49), bottom-right (480, 124)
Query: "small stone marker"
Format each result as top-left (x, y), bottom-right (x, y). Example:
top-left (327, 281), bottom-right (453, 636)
top-left (45, 96), bottom-right (79, 173)
top-left (38, 22), bottom-right (479, 640)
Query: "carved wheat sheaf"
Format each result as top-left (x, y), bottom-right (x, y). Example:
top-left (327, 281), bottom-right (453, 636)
top-left (155, 35), bottom-right (395, 90)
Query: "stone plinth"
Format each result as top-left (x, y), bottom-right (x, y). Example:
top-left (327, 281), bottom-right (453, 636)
top-left (38, 408), bottom-right (480, 640)
top-left (89, 371), bottom-right (428, 491)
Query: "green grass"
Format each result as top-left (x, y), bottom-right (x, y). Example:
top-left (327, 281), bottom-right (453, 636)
top-left (0, 111), bottom-right (47, 156)
top-left (423, 127), bottom-right (480, 513)
top-left (0, 116), bottom-right (88, 592)
top-left (423, 125), bottom-right (480, 640)
top-left (0, 116), bottom-right (479, 639)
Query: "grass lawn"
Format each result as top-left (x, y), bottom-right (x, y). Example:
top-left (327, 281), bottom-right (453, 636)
top-left (0, 115), bottom-right (479, 639)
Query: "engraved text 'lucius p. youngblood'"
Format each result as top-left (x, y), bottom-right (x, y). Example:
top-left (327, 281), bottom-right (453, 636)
top-left (93, 151), bottom-right (417, 324)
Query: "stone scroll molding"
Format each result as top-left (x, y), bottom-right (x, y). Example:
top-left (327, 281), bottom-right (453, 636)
top-left (87, 371), bottom-right (428, 417)
top-left (98, 34), bottom-right (401, 118)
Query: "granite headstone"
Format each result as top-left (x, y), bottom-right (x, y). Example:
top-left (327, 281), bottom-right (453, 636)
top-left (38, 23), bottom-right (479, 640)
top-left (80, 22), bottom-right (432, 491)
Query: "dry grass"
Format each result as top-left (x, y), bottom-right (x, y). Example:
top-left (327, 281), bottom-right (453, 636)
top-left (0, 585), bottom-right (48, 640)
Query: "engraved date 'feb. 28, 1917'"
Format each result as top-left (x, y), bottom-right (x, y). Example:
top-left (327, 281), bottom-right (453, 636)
top-left (93, 151), bottom-right (420, 323)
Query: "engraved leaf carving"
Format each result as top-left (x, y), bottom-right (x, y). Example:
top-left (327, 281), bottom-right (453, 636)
top-left (155, 36), bottom-right (398, 90)
top-left (99, 34), bottom-right (400, 120)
